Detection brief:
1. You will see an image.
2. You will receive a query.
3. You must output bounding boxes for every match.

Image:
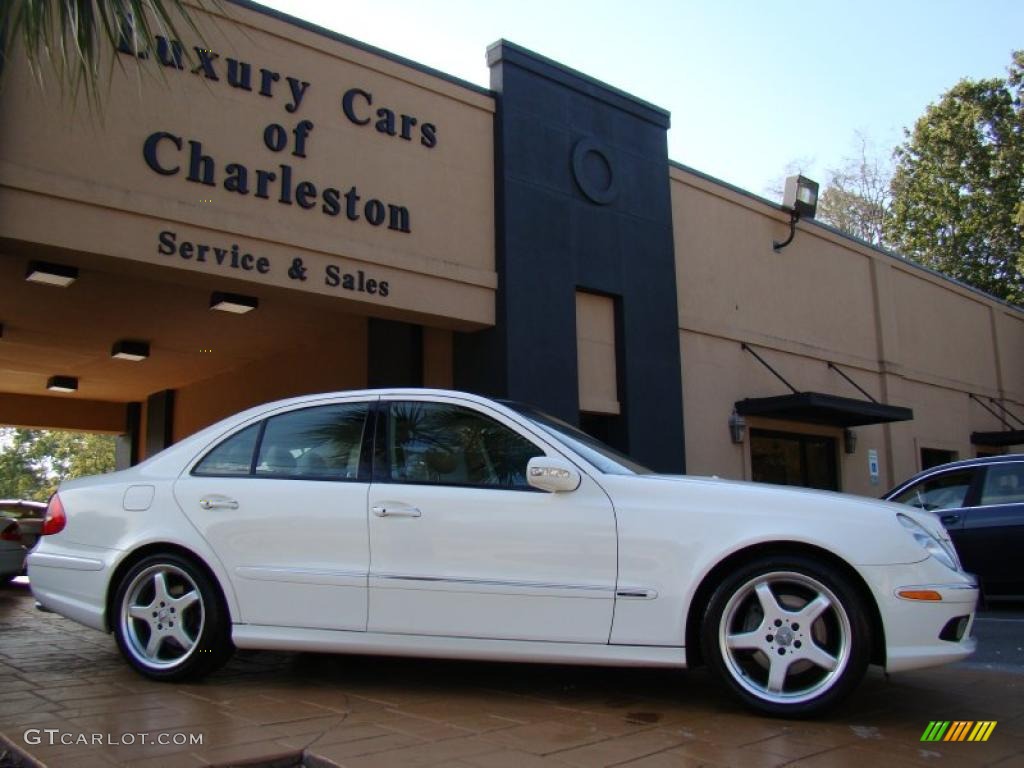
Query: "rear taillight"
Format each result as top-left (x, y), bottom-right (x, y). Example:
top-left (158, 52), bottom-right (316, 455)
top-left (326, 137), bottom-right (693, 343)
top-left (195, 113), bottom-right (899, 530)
top-left (42, 493), bottom-right (67, 535)
top-left (0, 521), bottom-right (21, 542)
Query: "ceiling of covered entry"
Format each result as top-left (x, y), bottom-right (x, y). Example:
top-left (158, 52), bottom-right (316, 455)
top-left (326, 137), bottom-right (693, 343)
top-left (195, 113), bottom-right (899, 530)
top-left (0, 242), bottom-right (376, 403)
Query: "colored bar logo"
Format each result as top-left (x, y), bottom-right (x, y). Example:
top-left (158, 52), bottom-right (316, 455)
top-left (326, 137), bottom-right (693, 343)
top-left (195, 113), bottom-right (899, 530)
top-left (921, 721), bottom-right (997, 742)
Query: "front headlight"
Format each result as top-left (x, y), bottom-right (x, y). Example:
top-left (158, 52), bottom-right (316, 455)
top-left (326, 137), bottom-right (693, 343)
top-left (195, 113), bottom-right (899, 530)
top-left (897, 513), bottom-right (961, 572)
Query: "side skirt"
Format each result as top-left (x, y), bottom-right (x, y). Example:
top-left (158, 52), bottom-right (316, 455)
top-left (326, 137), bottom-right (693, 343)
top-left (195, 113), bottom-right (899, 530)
top-left (232, 625), bottom-right (687, 668)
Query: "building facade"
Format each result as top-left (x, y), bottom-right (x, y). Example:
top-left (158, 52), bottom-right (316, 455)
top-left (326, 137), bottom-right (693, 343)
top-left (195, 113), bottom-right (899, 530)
top-left (1, 0), bottom-right (1021, 494)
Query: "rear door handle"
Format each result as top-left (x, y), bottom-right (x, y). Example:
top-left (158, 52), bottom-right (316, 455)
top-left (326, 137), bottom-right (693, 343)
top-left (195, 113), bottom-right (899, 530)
top-left (372, 504), bottom-right (421, 518)
top-left (199, 496), bottom-right (239, 511)
top-left (940, 513), bottom-right (961, 526)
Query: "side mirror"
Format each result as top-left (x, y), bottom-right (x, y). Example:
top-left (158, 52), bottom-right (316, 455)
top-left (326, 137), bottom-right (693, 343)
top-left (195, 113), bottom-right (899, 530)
top-left (526, 456), bottom-right (581, 493)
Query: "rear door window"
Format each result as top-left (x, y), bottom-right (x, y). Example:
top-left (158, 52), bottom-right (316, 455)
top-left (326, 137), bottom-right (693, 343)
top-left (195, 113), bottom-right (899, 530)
top-left (192, 403), bottom-right (369, 480)
top-left (193, 424), bottom-right (259, 476)
top-left (979, 463), bottom-right (1024, 507)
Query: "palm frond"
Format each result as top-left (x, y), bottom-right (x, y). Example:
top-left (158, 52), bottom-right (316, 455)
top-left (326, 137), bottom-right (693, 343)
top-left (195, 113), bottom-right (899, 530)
top-left (0, 0), bottom-right (215, 106)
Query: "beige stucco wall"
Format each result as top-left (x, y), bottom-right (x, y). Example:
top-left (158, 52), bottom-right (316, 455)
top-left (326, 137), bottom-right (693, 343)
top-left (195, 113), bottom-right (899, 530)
top-left (172, 313), bottom-right (368, 443)
top-left (168, 314), bottom-right (455, 452)
top-left (0, 1), bottom-right (496, 328)
top-left (0, 393), bottom-right (127, 434)
top-left (672, 165), bottom-right (1024, 494)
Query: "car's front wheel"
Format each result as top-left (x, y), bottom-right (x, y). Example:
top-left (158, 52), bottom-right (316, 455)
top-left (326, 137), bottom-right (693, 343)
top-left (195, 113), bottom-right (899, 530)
top-left (113, 553), bottom-right (233, 680)
top-left (701, 554), bottom-right (871, 717)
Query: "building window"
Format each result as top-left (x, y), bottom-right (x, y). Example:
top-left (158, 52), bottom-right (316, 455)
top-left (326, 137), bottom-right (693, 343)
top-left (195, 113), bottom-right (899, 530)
top-left (921, 447), bottom-right (957, 471)
top-left (750, 430), bottom-right (839, 491)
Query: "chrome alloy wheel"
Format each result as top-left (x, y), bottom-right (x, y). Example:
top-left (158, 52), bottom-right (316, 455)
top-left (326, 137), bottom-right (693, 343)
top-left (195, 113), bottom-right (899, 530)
top-left (120, 563), bottom-right (205, 670)
top-left (717, 570), bottom-right (852, 705)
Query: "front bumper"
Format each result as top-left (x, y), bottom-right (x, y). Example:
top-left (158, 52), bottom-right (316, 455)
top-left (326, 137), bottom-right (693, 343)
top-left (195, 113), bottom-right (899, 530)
top-left (859, 560), bottom-right (978, 673)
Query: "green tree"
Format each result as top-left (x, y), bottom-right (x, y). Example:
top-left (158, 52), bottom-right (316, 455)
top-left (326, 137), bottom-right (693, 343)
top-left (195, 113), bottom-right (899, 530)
top-left (0, 0), bottom-right (206, 102)
top-left (886, 51), bottom-right (1024, 305)
top-left (817, 133), bottom-right (893, 249)
top-left (0, 428), bottom-right (116, 501)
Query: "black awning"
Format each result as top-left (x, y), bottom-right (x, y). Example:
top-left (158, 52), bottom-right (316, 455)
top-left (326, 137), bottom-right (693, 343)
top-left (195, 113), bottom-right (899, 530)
top-left (735, 392), bottom-right (914, 428)
top-left (971, 430), bottom-right (1024, 447)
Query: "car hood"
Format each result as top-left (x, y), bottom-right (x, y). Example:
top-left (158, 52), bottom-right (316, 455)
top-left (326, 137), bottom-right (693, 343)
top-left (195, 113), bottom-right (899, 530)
top-left (642, 472), bottom-right (894, 511)
top-left (643, 472), bottom-right (937, 520)
top-left (598, 471), bottom-right (952, 556)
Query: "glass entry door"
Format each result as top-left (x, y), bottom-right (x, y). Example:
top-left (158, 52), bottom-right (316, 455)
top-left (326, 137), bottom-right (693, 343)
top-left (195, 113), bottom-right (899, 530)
top-left (750, 430), bottom-right (839, 491)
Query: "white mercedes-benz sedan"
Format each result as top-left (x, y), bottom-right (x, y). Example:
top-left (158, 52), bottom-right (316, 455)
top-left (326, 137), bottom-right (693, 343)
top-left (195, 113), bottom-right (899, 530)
top-left (29, 389), bottom-right (978, 716)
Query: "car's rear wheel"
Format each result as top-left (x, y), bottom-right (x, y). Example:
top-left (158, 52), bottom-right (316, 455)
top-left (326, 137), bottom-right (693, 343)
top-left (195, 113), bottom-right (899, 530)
top-left (113, 553), bottom-right (232, 680)
top-left (701, 555), bottom-right (871, 717)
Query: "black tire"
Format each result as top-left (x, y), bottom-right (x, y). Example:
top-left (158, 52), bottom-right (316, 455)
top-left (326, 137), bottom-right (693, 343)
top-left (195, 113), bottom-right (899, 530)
top-left (112, 552), bottom-right (233, 681)
top-left (700, 554), bottom-right (871, 717)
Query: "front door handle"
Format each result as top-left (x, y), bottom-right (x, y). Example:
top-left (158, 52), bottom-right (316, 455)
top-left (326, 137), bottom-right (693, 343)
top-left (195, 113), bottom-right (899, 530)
top-left (199, 496), bottom-right (239, 511)
top-left (940, 513), bottom-right (961, 526)
top-left (372, 504), bottom-right (421, 518)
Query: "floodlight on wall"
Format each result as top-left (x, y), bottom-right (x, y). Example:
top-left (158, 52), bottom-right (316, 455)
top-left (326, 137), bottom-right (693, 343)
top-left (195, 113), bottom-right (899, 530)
top-left (47, 375), bottom-right (78, 393)
top-left (844, 428), bottom-right (858, 455)
top-left (26, 260), bottom-right (79, 287)
top-left (772, 174), bottom-right (819, 252)
top-left (728, 410), bottom-right (747, 444)
top-left (111, 339), bottom-right (150, 361)
top-left (209, 291), bottom-right (258, 314)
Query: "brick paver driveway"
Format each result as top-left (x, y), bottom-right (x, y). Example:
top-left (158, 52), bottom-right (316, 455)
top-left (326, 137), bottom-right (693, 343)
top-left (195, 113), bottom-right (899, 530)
top-left (1, 580), bottom-right (1021, 767)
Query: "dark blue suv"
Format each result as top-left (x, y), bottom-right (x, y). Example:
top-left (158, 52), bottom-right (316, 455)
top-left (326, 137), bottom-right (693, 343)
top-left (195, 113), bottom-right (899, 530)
top-left (885, 454), bottom-right (1023, 599)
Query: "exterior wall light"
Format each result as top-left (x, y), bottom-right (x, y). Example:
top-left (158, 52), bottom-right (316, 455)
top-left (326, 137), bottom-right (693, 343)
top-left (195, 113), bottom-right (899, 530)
top-left (773, 175), bottom-right (819, 252)
top-left (26, 260), bottom-right (79, 287)
top-left (47, 375), bottom-right (78, 393)
top-left (111, 339), bottom-right (150, 361)
top-left (210, 292), bottom-right (258, 314)
top-left (728, 410), bottom-right (747, 444)
top-left (844, 428), bottom-right (858, 454)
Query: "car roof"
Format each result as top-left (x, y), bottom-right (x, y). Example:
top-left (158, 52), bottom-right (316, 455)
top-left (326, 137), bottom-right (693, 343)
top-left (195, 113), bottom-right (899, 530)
top-left (924, 454), bottom-right (1024, 472)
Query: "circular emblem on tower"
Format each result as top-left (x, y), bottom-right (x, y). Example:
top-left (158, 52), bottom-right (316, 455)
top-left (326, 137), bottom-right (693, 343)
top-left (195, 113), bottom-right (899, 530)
top-left (571, 137), bottom-right (618, 205)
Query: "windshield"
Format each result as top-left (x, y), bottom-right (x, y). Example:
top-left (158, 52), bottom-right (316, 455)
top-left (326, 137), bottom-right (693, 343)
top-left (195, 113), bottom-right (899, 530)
top-left (501, 401), bottom-right (653, 475)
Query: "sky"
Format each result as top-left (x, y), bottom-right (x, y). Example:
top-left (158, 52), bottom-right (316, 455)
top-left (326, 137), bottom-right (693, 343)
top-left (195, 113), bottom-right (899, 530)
top-left (255, 0), bottom-right (1021, 200)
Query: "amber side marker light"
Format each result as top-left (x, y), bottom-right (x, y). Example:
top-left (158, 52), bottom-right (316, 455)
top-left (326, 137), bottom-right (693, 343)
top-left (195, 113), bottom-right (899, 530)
top-left (897, 589), bottom-right (943, 601)
top-left (42, 494), bottom-right (67, 536)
